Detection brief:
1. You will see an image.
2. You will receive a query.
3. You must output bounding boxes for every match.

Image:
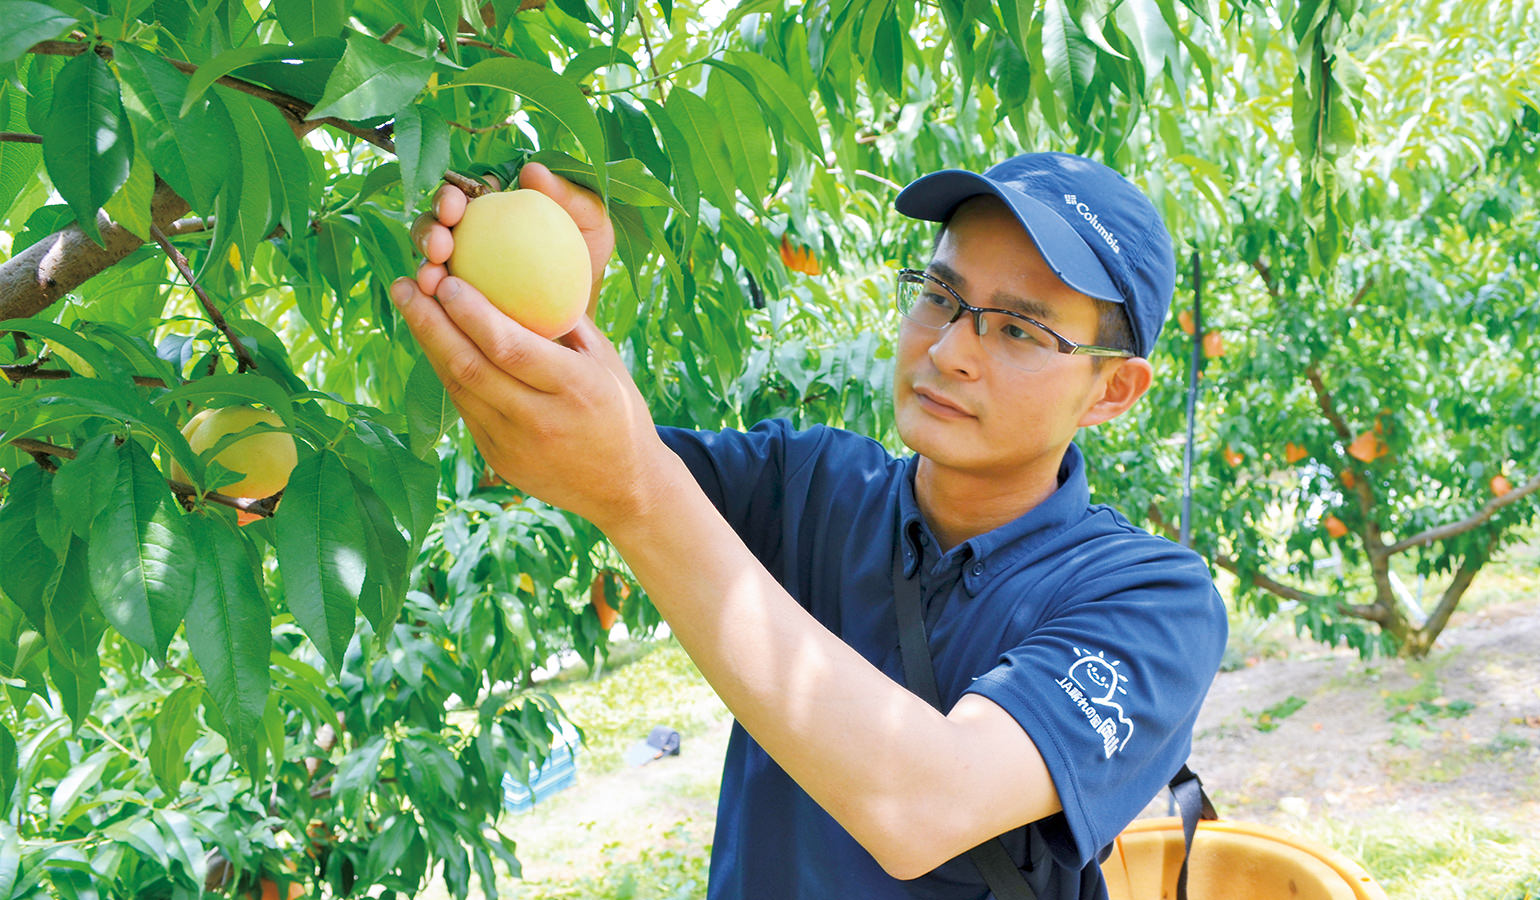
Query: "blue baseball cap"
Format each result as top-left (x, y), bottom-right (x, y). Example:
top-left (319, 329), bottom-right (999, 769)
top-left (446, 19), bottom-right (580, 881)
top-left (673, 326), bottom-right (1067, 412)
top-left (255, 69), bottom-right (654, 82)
top-left (894, 152), bottom-right (1176, 359)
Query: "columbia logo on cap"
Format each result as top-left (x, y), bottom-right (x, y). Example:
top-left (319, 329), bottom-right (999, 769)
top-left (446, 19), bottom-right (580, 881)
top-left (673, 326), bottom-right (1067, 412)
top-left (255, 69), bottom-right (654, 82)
top-left (1064, 194), bottom-right (1121, 255)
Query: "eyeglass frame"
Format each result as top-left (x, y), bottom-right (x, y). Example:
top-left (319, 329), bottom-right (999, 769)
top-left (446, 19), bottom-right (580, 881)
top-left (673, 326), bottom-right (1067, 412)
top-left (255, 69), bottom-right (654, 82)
top-left (895, 268), bottom-right (1136, 366)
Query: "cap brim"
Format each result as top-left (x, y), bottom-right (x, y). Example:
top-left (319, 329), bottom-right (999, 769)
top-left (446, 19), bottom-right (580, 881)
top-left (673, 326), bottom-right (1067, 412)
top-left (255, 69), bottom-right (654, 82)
top-left (895, 171), bottom-right (1123, 303)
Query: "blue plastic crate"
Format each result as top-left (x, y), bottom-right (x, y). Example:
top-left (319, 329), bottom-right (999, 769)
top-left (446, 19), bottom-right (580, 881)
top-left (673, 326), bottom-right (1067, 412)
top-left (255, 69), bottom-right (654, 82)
top-left (502, 727), bottom-right (579, 812)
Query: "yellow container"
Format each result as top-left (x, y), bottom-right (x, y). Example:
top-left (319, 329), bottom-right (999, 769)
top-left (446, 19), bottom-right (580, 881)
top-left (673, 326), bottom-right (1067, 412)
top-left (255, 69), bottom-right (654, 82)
top-left (1105, 818), bottom-right (1387, 900)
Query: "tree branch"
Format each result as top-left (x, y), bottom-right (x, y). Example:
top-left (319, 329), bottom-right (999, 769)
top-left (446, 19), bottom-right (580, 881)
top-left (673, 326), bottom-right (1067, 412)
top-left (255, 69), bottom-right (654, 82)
top-left (1145, 502), bottom-right (1383, 622)
top-left (0, 132), bottom-right (43, 143)
top-left (6, 437), bottom-right (278, 519)
top-left (26, 40), bottom-right (397, 153)
top-left (149, 224), bottom-right (260, 374)
top-left (1418, 533), bottom-right (1499, 645)
top-left (0, 362), bottom-right (168, 388)
top-left (0, 177), bottom-right (192, 321)
top-left (1383, 470), bottom-right (1540, 554)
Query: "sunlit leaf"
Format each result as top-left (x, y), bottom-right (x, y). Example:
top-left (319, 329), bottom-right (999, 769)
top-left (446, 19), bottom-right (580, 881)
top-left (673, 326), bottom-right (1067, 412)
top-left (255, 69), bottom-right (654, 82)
top-left (274, 449), bottom-right (366, 673)
top-left (41, 51), bottom-right (132, 245)
top-left (308, 32), bottom-right (434, 122)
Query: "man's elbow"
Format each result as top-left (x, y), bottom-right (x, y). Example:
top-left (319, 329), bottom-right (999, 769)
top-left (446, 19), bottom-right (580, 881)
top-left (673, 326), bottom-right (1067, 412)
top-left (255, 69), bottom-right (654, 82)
top-left (860, 816), bottom-right (971, 882)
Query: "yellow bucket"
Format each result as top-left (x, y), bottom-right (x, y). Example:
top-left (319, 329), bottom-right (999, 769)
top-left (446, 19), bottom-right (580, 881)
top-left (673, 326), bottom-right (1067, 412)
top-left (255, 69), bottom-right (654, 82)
top-left (1105, 818), bottom-right (1387, 900)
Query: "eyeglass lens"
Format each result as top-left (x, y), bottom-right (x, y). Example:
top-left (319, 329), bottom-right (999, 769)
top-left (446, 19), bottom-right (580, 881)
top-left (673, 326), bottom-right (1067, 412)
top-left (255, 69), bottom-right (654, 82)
top-left (896, 275), bottom-right (1058, 372)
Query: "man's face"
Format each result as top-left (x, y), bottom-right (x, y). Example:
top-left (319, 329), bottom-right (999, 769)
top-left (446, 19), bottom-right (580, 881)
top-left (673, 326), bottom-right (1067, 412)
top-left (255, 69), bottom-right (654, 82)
top-left (893, 196), bottom-right (1116, 486)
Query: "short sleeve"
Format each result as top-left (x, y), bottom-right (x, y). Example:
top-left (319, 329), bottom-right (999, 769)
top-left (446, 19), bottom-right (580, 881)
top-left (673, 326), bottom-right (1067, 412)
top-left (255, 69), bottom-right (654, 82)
top-left (964, 533), bottom-right (1227, 870)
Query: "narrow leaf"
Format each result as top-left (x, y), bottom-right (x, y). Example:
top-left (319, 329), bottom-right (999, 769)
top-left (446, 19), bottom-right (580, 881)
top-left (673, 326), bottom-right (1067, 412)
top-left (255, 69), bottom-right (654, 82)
top-left (146, 683), bottom-right (202, 794)
top-left (394, 102), bottom-right (451, 205)
top-left (663, 89), bottom-right (736, 213)
top-left (351, 473), bottom-right (409, 636)
top-left (710, 52), bottom-right (824, 156)
top-left (274, 450), bottom-right (366, 673)
top-left (308, 33), bottom-right (434, 122)
top-left (451, 58), bottom-right (608, 199)
top-left (41, 51), bottom-right (132, 245)
top-left (404, 352), bottom-right (456, 457)
top-left (185, 515), bottom-right (271, 762)
top-left (183, 43), bottom-right (341, 116)
top-left (86, 440), bottom-right (197, 659)
top-left (0, 2), bottom-right (75, 67)
top-left (0, 465), bottom-right (55, 632)
top-left (113, 41), bottom-right (235, 211)
top-left (274, 0), bottom-right (345, 40)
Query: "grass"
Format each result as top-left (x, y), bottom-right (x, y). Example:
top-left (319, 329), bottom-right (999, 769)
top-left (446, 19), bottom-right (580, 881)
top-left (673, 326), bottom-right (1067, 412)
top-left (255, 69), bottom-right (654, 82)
top-left (1306, 813), bottom-right (1540, 900)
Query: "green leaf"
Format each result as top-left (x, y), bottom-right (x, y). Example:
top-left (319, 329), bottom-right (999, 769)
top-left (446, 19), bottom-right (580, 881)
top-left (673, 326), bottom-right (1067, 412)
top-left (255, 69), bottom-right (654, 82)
top-left (113, 41), bottom-right (235, 212)
top-left (527, 150), bottom-right (682, 212)
top-left (353, 419), bottom-right (438, 553)
top-left (710, 51), bottom-right (824, 157)
top-left (41, 51), bottom-right (133, 245)
top-left (274, 0), bottom-right (345, 40)
top-left (0, 465), bottom-right (55, 632)
top-left (0, 722), bottom-right (15, 814)
top-left (639, 98), bottom-right (699, 249)
top-left (217, 85), bottom-right (276, 269)
top-left (86, 439), bottom-right (197, 660)
top-left (47, 751), bottom-right (107, 829)
top-left (185, 515), bottom-right (271, 764)
top-left (394, 102), bottom-right (451, 207)
top-left (308, 32), bottom-right (434, 122)
top-left (50, 433), bottom-right (120, 547)
top-left (404, 352), bottom-right (455, 456)
top-left (100, 149), bottom-right (155, 241)
top-left (450, 58), bottom-right (608, 199)
top-left (351, 473), bottom-right (409, 636)
top-left (663, 89), bottom-right (736, 214)
top-left (147, 683), bottom-right (202, 794)
top-left (221, 90), bottom-right (311, 243)
top-left (182, 42), bottom-right (341, 116)
top-left (317, 217), bottom-right (358, 299)
top-left (0, 86), bottom-right (44, 222)
top-left (0, 2), bottom-right (75, 67)
top-left (274, 449), bottom-right (366, 674)
top-left (706, 72), bottom-right (771, 210)
top-left (1043, 0), bottom-right (1097, 115)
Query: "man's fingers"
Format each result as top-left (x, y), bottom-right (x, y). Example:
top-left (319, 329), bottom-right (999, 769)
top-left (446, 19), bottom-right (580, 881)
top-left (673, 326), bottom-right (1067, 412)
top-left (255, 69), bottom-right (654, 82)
top-left (432, 277), bottom-right (571, 395)
top-left (518, 162), bottom-right (607, 233)
top-left (415, 259), bottom-right (447, 298)
top-left (389, 277), bottom-right (537, 417)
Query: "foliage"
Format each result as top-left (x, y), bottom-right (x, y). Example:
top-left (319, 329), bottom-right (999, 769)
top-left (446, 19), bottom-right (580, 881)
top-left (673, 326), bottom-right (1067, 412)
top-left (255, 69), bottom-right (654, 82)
top-left (1084, 0), bottom-right (1540, 658)
top-left (0, 0), bottom-right (1536, 896)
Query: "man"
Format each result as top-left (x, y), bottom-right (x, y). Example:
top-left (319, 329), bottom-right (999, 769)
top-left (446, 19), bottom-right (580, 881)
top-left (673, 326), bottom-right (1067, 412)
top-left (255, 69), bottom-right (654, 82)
top-left (393, 151), bottom-right (1227, 899)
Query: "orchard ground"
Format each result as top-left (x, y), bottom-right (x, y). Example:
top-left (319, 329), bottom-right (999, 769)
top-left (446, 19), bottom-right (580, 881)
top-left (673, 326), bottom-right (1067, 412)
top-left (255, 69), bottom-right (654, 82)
top-left (427, 533), bottom-right (1540, 900)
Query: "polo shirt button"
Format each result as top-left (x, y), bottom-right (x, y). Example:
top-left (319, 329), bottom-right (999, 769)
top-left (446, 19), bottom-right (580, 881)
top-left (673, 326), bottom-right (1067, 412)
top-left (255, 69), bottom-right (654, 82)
top-left (970, 562), bottom-right (984, 576)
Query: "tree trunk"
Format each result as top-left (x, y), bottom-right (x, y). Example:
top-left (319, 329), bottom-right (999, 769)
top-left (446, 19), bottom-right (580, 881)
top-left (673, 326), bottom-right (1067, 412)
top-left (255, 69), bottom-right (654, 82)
top-left (0, 179), bottom-right (189, 322)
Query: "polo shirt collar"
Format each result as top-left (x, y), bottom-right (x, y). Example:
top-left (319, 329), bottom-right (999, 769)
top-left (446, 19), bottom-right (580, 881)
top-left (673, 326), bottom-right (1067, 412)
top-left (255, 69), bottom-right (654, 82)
top-left (898, 444), bottom-right (1092, 591)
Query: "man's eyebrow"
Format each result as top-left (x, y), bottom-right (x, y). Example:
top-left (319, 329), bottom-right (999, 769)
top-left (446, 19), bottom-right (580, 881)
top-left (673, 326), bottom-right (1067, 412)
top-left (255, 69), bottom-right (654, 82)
top-left (924, 261), bottom-right (1058, 322)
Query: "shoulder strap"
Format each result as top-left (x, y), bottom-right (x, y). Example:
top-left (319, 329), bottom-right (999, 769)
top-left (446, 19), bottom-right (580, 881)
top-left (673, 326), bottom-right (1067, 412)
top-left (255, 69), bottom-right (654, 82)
top-left (1167, 764), bottom-right (1218, 900)
top-left (892, 545), bottom-right (1038, 900)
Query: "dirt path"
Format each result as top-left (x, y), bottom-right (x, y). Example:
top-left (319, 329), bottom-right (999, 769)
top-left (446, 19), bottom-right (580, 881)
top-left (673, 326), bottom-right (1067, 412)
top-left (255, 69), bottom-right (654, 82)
top-left (1186, 599), bottom-right (1540, 829)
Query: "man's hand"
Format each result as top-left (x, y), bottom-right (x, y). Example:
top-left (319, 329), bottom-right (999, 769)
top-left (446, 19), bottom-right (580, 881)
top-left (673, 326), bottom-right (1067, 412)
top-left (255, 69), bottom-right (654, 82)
top-left (388, 272), bottom-right (675, 531)
top-left (410, 162), bottom-right (615, 310)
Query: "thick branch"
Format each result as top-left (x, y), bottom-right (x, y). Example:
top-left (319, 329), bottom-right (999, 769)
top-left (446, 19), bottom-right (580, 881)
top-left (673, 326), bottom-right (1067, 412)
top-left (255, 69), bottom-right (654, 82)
top-left (1, 362), bottom-right (167, 388)
top-left (0, 132), bottom-right (43, 143)
top-left (1419, 534), bottom-right (1499, 643)
top-left (0, 178), bottom-right (191, 321)
top-left (27, 40), bottom-right (396, 153)
top-left (149, 225), bottom-right (260, 374)
top-left (1384, 470), bottom-right (1540, 554)
top-left (1144, 504), bottom-right (1382, 621)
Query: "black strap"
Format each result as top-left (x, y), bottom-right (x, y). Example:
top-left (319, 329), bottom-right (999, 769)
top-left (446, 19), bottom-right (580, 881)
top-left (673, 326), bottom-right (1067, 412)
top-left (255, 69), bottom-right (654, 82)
top-left (892, 544), bottom-right (1037, 900)
top-left (1167, 764), bottom-right (1218, 900)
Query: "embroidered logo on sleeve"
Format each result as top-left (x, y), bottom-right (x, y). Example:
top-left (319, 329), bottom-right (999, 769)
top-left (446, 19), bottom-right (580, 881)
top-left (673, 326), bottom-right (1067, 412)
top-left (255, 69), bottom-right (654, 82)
top-left (1056, 647), bottom-right (1134, 758)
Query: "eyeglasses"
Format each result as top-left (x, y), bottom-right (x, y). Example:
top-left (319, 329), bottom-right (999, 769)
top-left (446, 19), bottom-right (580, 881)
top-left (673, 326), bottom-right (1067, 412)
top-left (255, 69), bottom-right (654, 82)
top-left (895, 268), bottom-right (1134, 373)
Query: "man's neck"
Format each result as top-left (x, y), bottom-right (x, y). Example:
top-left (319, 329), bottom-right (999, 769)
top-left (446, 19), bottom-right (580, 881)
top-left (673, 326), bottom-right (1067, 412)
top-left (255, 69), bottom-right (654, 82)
top-left (913, 453), bottom-right (1066, 553)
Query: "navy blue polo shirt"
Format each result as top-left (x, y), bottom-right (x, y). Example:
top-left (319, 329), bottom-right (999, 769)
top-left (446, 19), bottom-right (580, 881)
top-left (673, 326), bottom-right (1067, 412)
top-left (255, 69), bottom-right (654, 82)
top-left (658, 419), bottom-right (1227, 900)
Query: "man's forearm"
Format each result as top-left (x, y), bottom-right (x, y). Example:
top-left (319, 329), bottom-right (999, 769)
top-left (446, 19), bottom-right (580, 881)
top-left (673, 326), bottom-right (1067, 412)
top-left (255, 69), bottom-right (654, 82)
top-left (598, 455), bottom-right (1059, 877)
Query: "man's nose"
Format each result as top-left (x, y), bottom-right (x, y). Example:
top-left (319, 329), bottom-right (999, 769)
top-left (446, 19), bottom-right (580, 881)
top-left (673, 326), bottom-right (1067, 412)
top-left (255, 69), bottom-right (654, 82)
top-left (927, 311), bottom-right (988, 375)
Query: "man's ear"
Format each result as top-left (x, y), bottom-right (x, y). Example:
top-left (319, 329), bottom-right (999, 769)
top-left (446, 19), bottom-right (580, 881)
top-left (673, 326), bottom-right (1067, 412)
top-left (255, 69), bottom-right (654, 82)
top-left (1078, 357), bottom-right (1153, 428)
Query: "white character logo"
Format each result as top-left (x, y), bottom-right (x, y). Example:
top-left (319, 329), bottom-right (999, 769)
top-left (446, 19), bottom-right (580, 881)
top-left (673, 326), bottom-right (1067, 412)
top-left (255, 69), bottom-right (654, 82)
top-left (1057, 647), bottom-right (1135, 758)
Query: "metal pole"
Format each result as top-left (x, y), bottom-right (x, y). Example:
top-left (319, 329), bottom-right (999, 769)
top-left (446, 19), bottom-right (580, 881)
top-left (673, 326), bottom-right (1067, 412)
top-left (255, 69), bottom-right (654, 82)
top-left (1180, 252), bottom-right (1202, 548)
